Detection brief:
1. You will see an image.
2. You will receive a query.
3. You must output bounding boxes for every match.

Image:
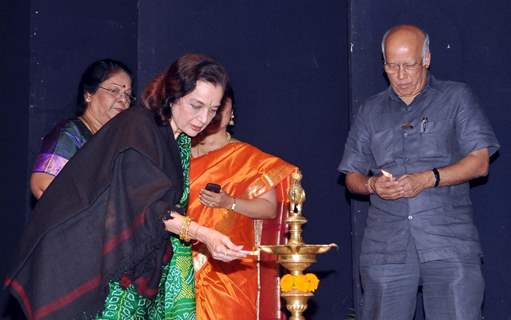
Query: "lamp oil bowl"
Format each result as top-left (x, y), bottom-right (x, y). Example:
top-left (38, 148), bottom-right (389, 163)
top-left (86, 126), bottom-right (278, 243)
top-left (260, 243), bottom-right (337, 276)
top-left (259, 171), bottom-right (337, 320)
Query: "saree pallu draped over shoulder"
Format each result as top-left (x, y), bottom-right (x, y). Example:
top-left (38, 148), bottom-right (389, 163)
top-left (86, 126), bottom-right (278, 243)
top-left (4, 108), bottom-right (194, 320)
top-left (189, 142), bottom-right (297, 320)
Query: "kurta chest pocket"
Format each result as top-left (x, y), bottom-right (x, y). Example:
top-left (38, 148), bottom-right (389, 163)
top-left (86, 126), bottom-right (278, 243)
top-left (370, 126), bottom-right (399, 167)
top-left (419, 119), bottom-right (452, 158)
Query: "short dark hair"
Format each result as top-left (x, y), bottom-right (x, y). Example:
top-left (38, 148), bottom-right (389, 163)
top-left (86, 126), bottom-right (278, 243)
top-left (142, 53), bottom-right (229, 126)
top-left (76, 59), bottom-right (132, 115)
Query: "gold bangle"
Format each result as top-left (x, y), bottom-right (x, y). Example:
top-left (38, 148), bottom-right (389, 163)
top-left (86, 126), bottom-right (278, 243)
top-left (179, 216), bottom-right (192, 242)
top-left (230, 197), bottom-right (237, 211)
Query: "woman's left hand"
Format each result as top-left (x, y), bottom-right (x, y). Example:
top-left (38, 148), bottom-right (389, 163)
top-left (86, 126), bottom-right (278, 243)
top-left (199, 189), bottom-right (233, 209)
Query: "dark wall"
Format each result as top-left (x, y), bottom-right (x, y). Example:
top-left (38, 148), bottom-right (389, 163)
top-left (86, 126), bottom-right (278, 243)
top-left (138, 1), bottom-right (352, 318)
top-left (349, 0), bottom-right (511, 318)
top-left (0, 1), bottom-right (30, 319)
top-left (28, 0), bottom-right (138, 182)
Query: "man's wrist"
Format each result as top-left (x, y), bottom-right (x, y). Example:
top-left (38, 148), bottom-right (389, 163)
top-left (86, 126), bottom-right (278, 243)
top-left (425, 170), bottom-right (437, 188)
top-left (366, 176), bottom-right (376, 194)
top-left (432, 168), bottom-right (440, 187)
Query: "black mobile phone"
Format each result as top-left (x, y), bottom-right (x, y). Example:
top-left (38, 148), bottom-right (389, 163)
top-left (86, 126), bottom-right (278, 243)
top-left (205, 183), bottom-right (221, 193)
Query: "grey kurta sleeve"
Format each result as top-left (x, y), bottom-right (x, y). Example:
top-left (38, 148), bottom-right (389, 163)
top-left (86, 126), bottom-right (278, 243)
top-left (338, 105), bottom-right (376, 175)
top-left (454, 85), bottom-right (500, 157)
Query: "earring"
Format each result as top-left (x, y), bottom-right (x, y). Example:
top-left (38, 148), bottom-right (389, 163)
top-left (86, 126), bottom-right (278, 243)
top-left (229, 111), bottom-right (235, 126)
top-left (165, 97), bottom-right (173, 110)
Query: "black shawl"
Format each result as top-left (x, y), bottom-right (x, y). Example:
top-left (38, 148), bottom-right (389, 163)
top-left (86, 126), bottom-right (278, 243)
top-left (5, 107), bottom-right (183, 319)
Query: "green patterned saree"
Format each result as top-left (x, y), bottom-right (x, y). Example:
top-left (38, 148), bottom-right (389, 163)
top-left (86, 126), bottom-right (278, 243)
top-left (97, 134), bottom-right (196, 320)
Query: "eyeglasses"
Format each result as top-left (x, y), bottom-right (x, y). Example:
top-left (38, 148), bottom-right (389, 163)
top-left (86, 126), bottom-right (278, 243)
top-left (384, 62), bottom-right (423, 74)
top-left (98, 86), bottom-right (136, 102)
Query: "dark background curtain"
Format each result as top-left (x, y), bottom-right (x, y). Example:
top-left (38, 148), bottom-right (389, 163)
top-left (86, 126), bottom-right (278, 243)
top-left (1, 1), bottom-right (509, 319)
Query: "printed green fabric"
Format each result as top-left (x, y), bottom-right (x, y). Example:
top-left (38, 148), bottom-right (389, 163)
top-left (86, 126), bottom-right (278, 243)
top-left (97, 134), bottom-right (195, 320)
top-left (158, 133), bottom-right (195, 319)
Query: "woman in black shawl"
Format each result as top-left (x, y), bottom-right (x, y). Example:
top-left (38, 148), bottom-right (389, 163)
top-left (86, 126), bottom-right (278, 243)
top-left (5, 53), bottom-right (246, 320)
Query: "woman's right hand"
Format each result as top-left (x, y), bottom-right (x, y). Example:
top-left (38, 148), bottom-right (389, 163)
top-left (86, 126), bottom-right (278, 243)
top-left (163, 212), bottom-right (246, 262)
top-left (194, 225), bottom-right (247, 262)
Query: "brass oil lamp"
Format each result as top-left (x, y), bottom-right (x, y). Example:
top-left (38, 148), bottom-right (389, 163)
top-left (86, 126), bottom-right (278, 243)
top-left (259, 171), bottom-right (337, 320)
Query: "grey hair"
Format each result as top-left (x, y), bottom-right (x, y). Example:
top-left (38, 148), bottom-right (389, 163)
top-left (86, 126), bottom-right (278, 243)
top-left (381, 29), bottom-right (430, 65)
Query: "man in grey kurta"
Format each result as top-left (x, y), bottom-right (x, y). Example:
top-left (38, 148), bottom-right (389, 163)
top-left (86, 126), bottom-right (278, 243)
top-left (338, 24), bottom-right (499, 320)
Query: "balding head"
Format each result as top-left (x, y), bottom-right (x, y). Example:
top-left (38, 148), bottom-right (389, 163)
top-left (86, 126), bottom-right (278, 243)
top-left (381, 25), bottom-right (431, 105)
top-left (382, 25), bottom-right (430, 65)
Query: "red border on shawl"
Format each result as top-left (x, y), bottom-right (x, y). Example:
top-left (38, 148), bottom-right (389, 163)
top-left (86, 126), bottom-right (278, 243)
top-left (34, 275), bottom-right (101, 319)
top-left (102, 209), bottom-right (147, 255)
top-left (4, 278), bottom-right (34, 320)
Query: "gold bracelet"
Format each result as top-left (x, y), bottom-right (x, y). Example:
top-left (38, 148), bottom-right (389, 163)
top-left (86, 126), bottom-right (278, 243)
top-left (230, 197), bottom-right (237, 211)
top-left (366, 177), bottom-right (375, 194)
top-left (179, 216), bottom-right (192, 242)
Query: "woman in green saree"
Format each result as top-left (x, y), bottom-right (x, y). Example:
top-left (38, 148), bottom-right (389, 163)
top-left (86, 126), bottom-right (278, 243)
top-left (6, 53), bottom-right (246, 320)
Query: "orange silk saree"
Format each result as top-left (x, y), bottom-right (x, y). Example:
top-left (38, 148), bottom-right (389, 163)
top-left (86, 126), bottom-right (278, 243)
top-left (189, 142), bottom-right (296, 320)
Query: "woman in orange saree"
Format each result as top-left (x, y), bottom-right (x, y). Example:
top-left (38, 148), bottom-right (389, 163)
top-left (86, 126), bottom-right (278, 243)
top-left (189, 85), bottom-right (297, 319)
